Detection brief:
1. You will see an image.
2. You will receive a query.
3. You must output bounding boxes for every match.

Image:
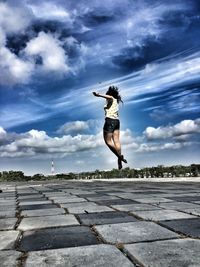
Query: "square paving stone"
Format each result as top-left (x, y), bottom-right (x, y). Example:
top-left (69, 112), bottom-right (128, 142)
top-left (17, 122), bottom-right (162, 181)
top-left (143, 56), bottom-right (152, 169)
top-left (78, 194), bottom-right (106, 198)
top-left (86, 196), bottom-right (121, 201)
top-left (21, 208), bottom-right (66, 217)
top-left (112, 203), bottom-right (162, 212)
top-left (0, 250), bottom-right (21, 267)
top-left (19, 203), bottom-right (58, 210)
top-left (19, 226), bottom-right (99, 251)
top-left (19, 200), bottom-right (52, 206)
top-left (18, 195), bottom-right (45, 200)
top-left (94, 221), bottom-right (179, 244)
top-left (77, 211), bottom-right (138, 225)
top-left (181, 207), bottom-right (200, 216)
top-left (0, 200), bottom-right (16, 204)
top-left (0, 205), bottom-right (15, 211)
top-left (17, 193), bottom-right (39, 196)
top-left (0, 218), bottom-right (17, 230)
top-left (160, 218), bottom-right (200, 238)
top-left (193, 201), bottom-right (200, 204)
top-left (157, 201), bottom-right (200, 210)
top-left (25, 244), bottom-right (135, 267)
top-left (0, 230), bottom-right (19, 250)
top-left (18, 214), bottom-right (79, 231)
top-left (124, 238), bottom-right (200, 267)
top-left (95, 199), bottom-right (139, 206)
top-left (167, 196), bottom-right (200, 202)
top-left (61, 202), bottom-right (113, 214)
top-left (133, 197), bottom-right (173, 204)
top-left (18, 197), bottom-right (47, 202)
top-left (130, 209), bottom-right (197, 221)
top-left (51, 197), bottom-right (87, 203)
top-left (0, 210), bottom-right (16, 218)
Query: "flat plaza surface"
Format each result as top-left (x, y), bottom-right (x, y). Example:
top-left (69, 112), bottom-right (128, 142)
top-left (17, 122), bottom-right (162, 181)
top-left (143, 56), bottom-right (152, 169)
top-left (0, 178), bottom-right (200, 267)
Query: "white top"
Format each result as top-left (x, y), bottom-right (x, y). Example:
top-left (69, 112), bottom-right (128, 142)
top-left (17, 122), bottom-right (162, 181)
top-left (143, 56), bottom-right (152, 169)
top-left (104, 98), bottom-right (119, 119)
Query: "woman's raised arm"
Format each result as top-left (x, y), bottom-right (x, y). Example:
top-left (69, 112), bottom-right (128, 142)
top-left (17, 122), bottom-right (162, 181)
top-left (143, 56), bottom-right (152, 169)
top-left (92, 92), bottom-right (113, 99)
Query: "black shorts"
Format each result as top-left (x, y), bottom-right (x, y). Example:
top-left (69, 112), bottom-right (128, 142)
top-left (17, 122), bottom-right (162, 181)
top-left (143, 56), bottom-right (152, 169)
top-left (103, 118), bottom-right (120, 133)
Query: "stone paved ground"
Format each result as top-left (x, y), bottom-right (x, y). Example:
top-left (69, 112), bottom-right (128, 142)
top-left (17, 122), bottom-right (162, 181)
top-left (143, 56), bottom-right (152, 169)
top-left (0, 178), bottom-right (200, 267)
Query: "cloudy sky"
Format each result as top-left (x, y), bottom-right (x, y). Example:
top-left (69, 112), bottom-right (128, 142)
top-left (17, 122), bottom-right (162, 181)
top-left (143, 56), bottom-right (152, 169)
top-left (0, 0), bottom-right (200, 175)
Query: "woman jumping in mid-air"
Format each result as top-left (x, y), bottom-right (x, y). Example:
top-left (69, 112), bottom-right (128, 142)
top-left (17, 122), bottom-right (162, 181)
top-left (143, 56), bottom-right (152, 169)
top-left (93, 86), bottom-right (127, 169)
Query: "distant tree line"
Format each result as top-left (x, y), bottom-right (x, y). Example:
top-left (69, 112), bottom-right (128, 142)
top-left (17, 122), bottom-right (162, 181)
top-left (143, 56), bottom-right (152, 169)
top-left (0, 164), bottom-right (199, 182)
top-left (77, 164), bottom-right (200, 179)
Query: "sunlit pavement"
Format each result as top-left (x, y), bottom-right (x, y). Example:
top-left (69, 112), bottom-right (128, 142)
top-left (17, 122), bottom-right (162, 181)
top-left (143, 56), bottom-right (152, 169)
top-left (0, 178), bottom-right (200, 266)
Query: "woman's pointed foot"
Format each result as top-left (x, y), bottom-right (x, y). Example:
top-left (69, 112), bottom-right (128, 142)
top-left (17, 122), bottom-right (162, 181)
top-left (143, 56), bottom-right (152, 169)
top-left (120, 155), bottom-right (127, 163)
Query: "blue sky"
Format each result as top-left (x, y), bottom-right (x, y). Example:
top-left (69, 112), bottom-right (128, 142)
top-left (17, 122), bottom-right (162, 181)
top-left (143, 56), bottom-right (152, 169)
top-left (0, 0), bottom-right (200, 175)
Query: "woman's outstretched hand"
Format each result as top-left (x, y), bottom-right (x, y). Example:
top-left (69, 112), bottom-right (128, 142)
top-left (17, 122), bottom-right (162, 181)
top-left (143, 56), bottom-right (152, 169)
top-left (93, 92), bottom-right (99, 97)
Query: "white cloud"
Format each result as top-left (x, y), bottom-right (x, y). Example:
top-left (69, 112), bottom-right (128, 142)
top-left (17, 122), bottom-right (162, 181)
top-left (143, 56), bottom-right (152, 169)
top-left (0, 2), bottom-right (32, 34)
top-left (0, 126), bottom-right (7, 142)
top-left (144, 119), bottom-right (200, 140)
top-left (0, 128), bottom-right (103, 158)
top-left (57, 120), bottom-right (101, 135)
top-left (0, 2), bottom-right (34, 85)
top-left (0, 27), bottom-right (5, 46)
top-left (0, 46), bottom-right (34, 85)
top-left (28, 2), bottom-right (72, 22)
top-left (57, 121), bottom-right (90, 134)
top-left (136, 141), bottom-right (191, 153)
top-left (0, 126), bottom-right (138, 158)
top-left (25, 32), bottom-right (69, 73)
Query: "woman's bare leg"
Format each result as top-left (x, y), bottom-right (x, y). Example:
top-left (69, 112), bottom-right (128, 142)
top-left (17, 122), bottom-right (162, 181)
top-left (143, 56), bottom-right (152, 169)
top-left (113, 130), bottom-right (127, 163)
top-left (103, 132), bottom-right (121, 158)
top-left (112, 130), bottom-right (121, 155)
top-left (113, 130), bottom-right (123, 169)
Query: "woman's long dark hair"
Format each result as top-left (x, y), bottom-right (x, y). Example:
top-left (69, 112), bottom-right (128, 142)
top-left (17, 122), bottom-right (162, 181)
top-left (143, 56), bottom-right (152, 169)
top-left (106, 86), bottom-right (123, 103)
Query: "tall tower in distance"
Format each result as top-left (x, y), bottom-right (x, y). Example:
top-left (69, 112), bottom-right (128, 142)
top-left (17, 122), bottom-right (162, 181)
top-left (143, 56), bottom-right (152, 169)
top-left (51, 159), bottom-right (55, 175)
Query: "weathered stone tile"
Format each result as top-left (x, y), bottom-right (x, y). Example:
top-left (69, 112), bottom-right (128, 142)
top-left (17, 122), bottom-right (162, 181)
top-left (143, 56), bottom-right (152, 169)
top-left (167, 196), bottom-right (200, 202)
top-left (25, 244), bottom-right (135, 267)
top-left (0, 218), bottom-right (17, 230)
top-left (95, 199), bottom-right (139, 206)
top-left (130, 209), bottom-right (197, 221)
top-left (77, 211), bottom-right (138, 225)
top-left (60, 202), bottom-right (97, 209)
top-left (78, 194), bottom-right (106, 198)
top-left (52, 197), bottom-right (87, 203)
top-left (18, 214), bottom-right (79, 231)
top-left (0, 200), bottom-right (16, 205)
top-left (19, 200), bottom-right (52, 206)
top-left (0, 250), bottom-right (21, 266)
top-left (193, 201), bottom-right (200, 204)
top-left (0, 205), bottom-right (16, 211)
top-left (19, 197), bottom-right (47, 202)
top-left (180, 207), bottom-right (200, 216)
top-left (124, 238), bottom-right (200, 267)
top-left (61, 202), bottom-right (113, 213)
top-left (133, 197), bottom-right (173, 204)
top-left (21, 208), bottom-right (66, 217)
top-left (19, 203), bottom-right (58, 211)
top-left (0, 230), bottom-right (19, 250)
top-left (18, 195), bottom-right (45, 200)
top-left (0, 210), bottom-right (16, 218)
top-left (95, 221), bottom-right (179, 244)
top-left (160, 218), bottom-right (200, 238)
top-left (86, 196), bottom-right (120, 201)
top-left (112, 203), bottom-right (162, 212)
top-left (157, 201), bottom-right (200, 210)
top-left (20, 226), bottom-right (99, 251)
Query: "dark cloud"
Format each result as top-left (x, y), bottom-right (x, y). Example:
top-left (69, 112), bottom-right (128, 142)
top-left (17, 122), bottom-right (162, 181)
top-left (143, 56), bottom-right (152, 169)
top-left (6, 34), bottom-right (30, 56)
top-left (112, 40), bottom-right (171, 71)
